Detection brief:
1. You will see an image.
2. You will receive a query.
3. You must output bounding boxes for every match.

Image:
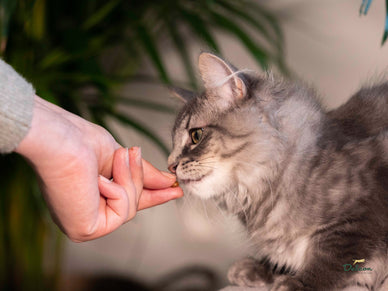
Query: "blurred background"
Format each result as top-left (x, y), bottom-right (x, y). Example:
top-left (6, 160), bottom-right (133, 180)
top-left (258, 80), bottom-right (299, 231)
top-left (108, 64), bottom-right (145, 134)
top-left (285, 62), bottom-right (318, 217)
top-left (1, 0), bottom-right (388, 290)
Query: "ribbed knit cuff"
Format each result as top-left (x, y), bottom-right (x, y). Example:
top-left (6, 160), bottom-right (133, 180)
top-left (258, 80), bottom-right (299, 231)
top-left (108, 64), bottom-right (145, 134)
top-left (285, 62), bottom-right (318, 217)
top-left (0, 59), bottom-right (35, 153)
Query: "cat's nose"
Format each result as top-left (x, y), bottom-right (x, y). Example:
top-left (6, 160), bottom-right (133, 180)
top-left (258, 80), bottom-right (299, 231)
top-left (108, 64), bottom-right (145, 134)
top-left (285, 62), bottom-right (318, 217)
top-left (168, 163), bottom-right (178, 174)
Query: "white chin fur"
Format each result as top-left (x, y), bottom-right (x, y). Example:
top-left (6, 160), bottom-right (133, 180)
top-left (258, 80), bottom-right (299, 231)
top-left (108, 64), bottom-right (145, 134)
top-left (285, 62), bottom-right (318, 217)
top-left (180, 164), bottom-right (232, 199)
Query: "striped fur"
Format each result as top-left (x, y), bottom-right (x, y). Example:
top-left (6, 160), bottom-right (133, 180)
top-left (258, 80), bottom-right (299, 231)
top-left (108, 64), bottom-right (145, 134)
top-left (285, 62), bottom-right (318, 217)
top-left (168, 53), bottom-right (388, 290)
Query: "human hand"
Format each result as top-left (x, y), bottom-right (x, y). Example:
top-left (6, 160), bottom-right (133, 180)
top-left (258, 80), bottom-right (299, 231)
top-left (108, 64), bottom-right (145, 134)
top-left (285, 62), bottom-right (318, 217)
top-left (98, 146), bottom-right (183, 235)
top-left (16, 96), bottom-right (183, 242)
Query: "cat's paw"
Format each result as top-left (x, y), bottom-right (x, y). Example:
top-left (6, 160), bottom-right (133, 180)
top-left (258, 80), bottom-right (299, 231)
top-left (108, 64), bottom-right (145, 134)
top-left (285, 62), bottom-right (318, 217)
top-left (270, 276), bottom-right (306, 291)
top-left (227, 257), bottom-right (272, 287)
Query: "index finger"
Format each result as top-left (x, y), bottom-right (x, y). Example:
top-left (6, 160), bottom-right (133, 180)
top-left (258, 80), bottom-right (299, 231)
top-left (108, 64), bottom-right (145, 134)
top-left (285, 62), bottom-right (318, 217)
top-left (138, 187), bottom-right (184, 210)
top-left (142, 158), bottom-right (177, 189)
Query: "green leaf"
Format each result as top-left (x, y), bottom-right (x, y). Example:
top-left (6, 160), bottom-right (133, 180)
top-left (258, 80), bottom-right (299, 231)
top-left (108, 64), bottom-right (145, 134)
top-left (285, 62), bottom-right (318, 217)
top-left (217, 1), bottom-right (289, 73)
top-left (178, 6), bottom-right (221, 53)
top-left (245, 1), bottom-right (285, 47)
top-left (136, 23), bottom-right (171, 84)
top-left (383, 0), bottom-right (388, 45)
top-left (0, 0), bottom-right (17, 36)
top-left (82, 0), bottom-right (121, 30)
top-left (39, 49), bottom-right (71, 69)
top-left (30, 0), bottom-right (46, 40)
top-left (210, 10), bottom-right (269, 69)
top-left (105, 108), bottom-right (170, 155)
top-left (164, 17), bottom-right (197, 89)
top-left (216, 1), bottom-right (279, 48)
top-left (217, 1), bottom-right (289, 74)
top-left (116, 97), bottom-right (176, 114)
top-left (90, 109), bottom-right (124, 146)
top-left (0, 0), bottom-right (17, 54)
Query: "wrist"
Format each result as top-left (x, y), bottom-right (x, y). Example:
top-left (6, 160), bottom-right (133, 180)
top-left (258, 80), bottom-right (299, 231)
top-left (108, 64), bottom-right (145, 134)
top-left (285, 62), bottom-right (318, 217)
top-left (15, 95), bottom-right (67, 164)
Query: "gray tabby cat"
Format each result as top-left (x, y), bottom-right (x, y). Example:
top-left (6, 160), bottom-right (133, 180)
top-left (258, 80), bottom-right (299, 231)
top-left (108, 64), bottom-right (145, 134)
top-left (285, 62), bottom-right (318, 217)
top-left (168, 52), bottom-right (388, 291)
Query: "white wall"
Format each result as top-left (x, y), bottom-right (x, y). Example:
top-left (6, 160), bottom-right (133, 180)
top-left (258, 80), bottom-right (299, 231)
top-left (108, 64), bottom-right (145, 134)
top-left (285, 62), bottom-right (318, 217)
top-left (62, 0), bottom-right (388, 288)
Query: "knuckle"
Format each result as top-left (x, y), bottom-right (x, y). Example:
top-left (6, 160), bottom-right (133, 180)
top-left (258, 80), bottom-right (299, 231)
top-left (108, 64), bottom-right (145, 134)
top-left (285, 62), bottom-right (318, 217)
top-left (66, 222), bottom-right (98, 242)
top-left (127, 212), bottom-right (136, 221)
top-left (127, 206), bottom-right (137, 221)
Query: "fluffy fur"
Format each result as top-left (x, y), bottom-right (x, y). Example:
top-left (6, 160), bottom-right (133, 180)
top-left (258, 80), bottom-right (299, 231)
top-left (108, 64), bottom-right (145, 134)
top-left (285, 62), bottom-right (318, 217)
top-left (168, 53), bottom-right (388, 291)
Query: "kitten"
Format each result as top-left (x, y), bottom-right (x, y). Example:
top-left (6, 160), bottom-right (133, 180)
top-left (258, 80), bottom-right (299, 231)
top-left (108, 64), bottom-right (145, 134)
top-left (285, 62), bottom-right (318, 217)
top-left (168, 52), bottom-right (388, 291)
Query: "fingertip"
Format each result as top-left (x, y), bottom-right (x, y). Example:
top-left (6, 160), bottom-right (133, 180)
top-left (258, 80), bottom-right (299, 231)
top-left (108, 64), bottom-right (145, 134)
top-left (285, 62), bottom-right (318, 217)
top-left (99, 175), bottom-right (112, 184)
top-left (130, 146), bottom-right (142, 167)
top-left (172, 186), bottom-right (184, 198)
top-left (137, 187), bottom-right (184, 210)
top-left (112, 147), bottom-right (132, 184)
top-left (98, 176), bottom-right (124, 202)
top-left (113, 147), bottom-right (129, 171)
top-left (125, 147), bottom-right (130, 167)
top-left (161, 171), bottom-right (177, 180)
top-left (143, 165), bottom-right (178, 189)
top-left (98, 175), bottom-right (111, 194)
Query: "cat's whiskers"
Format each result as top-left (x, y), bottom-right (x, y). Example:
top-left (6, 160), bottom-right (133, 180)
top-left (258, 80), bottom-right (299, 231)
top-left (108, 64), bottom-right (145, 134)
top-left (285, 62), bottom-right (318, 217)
top-left (214, 68), bottom-right (256, 88)
top-left (236, 160), bottom-right (275, 192)
top-left (180, 190), bottom-right (219, 229)
top-left (180, 190), bottom-right (194, 209)
top-left (200, 198), bottom-right (212, 225)
top-left (262, 171), bottom-right (275, 212)
top-left (197, 161), bottom-right (217, 164)
top-left (197, 158), bottom-right (218, 171)
top-left (225, 183), bottom-right (249, 223)
top-left (197, 164), bottom-right (217, 170)
top-left (211, 198), bottom-right (230, 222)
top-left (197, 156), bottom-right (216, 162)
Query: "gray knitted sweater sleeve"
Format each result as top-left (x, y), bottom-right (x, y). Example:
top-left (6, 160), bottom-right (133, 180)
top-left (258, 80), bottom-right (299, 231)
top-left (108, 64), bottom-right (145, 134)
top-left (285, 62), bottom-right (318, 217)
top-left (0, 59), bottom-right (35, 153)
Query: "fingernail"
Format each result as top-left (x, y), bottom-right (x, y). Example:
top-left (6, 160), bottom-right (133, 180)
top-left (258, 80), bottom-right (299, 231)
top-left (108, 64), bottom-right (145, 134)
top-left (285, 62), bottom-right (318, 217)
top-left (161, 171), bottom-right (176, 180)
top-left (99, 175), bottom-right (112, 183)
top-left (125, 148), bottom-right (130, 168)
top-left (132, 146), bottom-right (142, 166)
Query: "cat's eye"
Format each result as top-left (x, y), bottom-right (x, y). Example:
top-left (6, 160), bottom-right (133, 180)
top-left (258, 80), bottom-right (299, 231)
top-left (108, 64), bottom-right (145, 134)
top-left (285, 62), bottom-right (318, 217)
top-left (190, 128), bottom-right (203, 144)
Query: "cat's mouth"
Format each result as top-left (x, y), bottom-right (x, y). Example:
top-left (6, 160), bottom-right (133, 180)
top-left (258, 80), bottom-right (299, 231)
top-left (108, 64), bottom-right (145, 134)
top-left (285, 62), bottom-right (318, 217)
top-left (178, 172), bottom-right (212, 185)
top-left (179, 176), bottom-right (205, 184)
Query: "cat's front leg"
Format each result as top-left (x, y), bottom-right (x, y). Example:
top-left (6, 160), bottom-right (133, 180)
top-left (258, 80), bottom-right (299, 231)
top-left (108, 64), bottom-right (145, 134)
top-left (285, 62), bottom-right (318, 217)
top-left (270, 276), bottom-right (308, 291)
top-left (227, 257), bottom-right (273, 287)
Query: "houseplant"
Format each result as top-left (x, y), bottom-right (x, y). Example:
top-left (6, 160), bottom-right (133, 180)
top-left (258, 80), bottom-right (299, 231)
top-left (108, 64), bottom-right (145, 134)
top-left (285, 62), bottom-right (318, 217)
top-left (0, 0), bottom-right (285, 290)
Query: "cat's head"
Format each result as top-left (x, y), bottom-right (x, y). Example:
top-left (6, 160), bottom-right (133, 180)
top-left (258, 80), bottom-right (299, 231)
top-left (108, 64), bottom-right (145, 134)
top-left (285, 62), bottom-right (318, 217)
top-left (168, 53), bottom-right (321, 201)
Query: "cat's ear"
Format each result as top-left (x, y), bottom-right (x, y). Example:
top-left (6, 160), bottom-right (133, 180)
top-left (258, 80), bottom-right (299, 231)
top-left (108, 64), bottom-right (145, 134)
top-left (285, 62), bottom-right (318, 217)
top-left (169, 87), bottom-right (196, 103)
top-left (198, 52), bottom-right (246, 107)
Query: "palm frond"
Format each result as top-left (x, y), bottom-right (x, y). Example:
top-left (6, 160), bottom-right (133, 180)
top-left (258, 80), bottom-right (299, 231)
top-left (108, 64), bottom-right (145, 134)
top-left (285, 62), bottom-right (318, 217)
top-left (177, 7), bottom-right (221, 53)
top-left (165, 17), bottom-right (198, 89)
top-left (210, 10), bottom-right (269, 69)
top-left (136, 23), bottom-right (171, 84)
top-left (104, 108), bottom-right (170, 155)
top-left (0, 1), bottom-right (287, 288)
